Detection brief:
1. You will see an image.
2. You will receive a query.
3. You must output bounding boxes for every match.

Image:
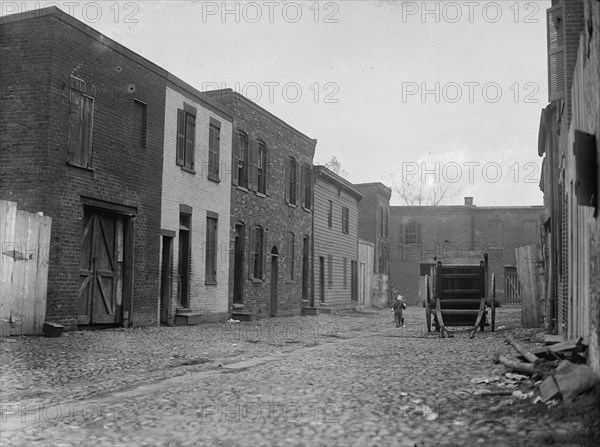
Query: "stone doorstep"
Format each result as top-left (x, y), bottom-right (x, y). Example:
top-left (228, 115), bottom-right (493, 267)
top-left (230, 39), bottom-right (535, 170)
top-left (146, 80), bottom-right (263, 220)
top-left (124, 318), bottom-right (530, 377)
top-left (301, 307), bottom-right (332, 316)
top-left (174, 312), bottom-right (203, 326)
top-left (231, 312), bottom-right (254, 322)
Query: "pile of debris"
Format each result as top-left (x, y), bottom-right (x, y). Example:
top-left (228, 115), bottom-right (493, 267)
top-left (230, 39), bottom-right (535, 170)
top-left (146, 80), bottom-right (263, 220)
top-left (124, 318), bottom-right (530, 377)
top-left (493, 335), bottom-right (599, 404)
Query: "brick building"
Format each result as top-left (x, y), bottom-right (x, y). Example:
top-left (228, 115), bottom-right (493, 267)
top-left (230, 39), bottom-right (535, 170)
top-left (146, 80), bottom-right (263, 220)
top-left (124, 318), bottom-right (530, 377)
top-left (389, 198), bottom-right (543, 306)
top-left (204, 89), bottom-right (316, 320)
top-left (311, 166), bottom-right (363, 310)
top-left (0, 7), bottom-right (167, 329)
top-left (537, 0), bottom-right (599, 375)
top-left (159, 78), bottom-right (233, 325)
top-left (355, 183), bottom-right (392, 306)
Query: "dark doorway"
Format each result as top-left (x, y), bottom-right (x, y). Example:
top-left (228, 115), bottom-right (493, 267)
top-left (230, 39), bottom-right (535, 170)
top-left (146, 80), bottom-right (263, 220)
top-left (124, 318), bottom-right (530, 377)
top-left (78, 209), bottom-right (124, 325)
top-left (302, 236), bottom-right (309, 301)
top-left (160, 236), bottom-right (173, 324)
top-left (178, 214), bottom-right (191, 308)
top-left (271, 246), bottom-right (279, 317)
top-left (319, 256), bottom-right (325, 304)
top-left (233, 223), bottom-right (245, 304)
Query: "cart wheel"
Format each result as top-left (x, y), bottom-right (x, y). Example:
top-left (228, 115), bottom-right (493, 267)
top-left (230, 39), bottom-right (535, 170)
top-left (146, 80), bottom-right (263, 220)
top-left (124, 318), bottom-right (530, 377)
top-left (491, 273), bottom-right (496, 332)
top-left (426, 304), bottom-right (431, 332)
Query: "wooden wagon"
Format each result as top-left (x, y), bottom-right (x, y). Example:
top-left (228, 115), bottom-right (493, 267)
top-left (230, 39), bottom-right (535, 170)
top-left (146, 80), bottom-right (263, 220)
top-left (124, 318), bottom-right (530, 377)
top-left (421, 252), bottom-right (496, 338)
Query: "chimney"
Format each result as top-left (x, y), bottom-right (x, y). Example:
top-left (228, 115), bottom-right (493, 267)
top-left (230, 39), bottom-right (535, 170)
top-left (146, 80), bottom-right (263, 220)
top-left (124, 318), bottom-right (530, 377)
top-left (464, 197), bottom-right (474, 206)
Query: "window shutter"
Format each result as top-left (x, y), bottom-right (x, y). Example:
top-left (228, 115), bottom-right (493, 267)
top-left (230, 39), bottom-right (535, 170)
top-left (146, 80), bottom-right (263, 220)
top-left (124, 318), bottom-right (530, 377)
top-left (262, 229), bottom-right (269, 280)
top-left (308, 168), bottom-right (314, 210)
top-left (248, 227), bottom-right (256, 279)
top-left (187, 115), bottom-right (196, 169)
top-left (176, 109), bottom-right (185, 166)
top-left (295, 163), bottom-right (301, 206)
top-left (300, 166), bottom-right (306, 208)
top-left (68, 91), bottom-right (82, 164)
top-left (81, 95), bottom-right (94, 167)
top-left (264, 147), bottom-right (270, 196)
top-left (547, 5), bottom-right (565, 102)
top-left (285, 158), bottom-right (290, 203)
top-left (232, 133), bottom-right (239, 185)
top-left (248, 140), bottom-right (258, 191)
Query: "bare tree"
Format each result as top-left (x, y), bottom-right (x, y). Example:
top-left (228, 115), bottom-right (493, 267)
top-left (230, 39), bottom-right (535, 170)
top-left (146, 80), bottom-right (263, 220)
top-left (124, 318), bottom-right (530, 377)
top-left (322, 156), bottom-right (348, 178)
top-left (389, 174), bottom-right (458, 206)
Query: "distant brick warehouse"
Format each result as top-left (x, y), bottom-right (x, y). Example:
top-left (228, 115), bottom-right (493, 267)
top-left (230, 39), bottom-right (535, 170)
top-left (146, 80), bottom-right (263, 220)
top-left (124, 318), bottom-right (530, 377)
top-left (0, 8), bottom-right (167, 329)
top-left (311, 166), bottom-right (363, 310)
top-left (204, 89), bottom-right (316, 320)
top-left (389, 197), bottom-right (543, 306)
top-left (159, 78), bottom-right (233, 325)
top-left (355, 183), bottom-right (392, 307)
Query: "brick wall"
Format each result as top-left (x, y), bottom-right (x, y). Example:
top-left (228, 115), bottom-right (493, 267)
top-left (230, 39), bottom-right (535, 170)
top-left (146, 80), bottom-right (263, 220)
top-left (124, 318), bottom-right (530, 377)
top-left (160, 85), bottom-right (233, 323)
top-left (1, 10), bottom-right (166, 329)
top-left (204, 89), bottom-right (316, 319)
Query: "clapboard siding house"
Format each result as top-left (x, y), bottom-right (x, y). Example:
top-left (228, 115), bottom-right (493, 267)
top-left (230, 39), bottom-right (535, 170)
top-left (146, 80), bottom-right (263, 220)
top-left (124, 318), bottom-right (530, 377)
top-left (311, 166), bottom-right (363, 310)
top-left (204, 89), bottom-right (316, 320)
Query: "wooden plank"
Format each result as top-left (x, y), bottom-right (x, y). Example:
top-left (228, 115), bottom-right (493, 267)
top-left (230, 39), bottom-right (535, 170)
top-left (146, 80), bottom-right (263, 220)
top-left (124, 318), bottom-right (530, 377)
top-left (0, 201), bottom-right (17, 337)
top-left (10, 210), bottom-right (28, 335)
top-left (34, 213), bottom-right (51, 334)
top-left (515, 246), bottom-right (543, 327)
top-left (21, 211), bottom-right (39, 334)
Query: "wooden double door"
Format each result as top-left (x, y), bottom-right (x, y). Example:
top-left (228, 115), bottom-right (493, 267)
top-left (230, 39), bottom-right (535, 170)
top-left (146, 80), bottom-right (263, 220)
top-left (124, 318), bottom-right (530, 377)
top-left (78, 209), bottom-right (124, 325)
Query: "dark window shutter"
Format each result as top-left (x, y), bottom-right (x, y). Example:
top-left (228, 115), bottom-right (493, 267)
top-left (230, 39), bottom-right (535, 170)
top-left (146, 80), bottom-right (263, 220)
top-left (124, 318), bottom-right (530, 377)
top-left (248, 140), bottom-right (258, 191)
top-left (295, 163), bottom-right (301, 206)
top-left (176, 109), bottom-right (185, 166)
top-left (81, 95), bottom-right (94, 167)
top-left (264, 146), bottom-right (270, 196)
top-left (186, 114), bottom-right (196, 169)
top-left (285, 158), bottom-right (291, 203)
top-left (547, 5), bottom-right (565, 102)
top-left (300, 165), bottom-right (306, 207)
top-left (232, 133), bottom-right (240, 185)
top-left (262, 228), bottom-right (269, 280)
top-left (248, 226), bottom-right (256, 279)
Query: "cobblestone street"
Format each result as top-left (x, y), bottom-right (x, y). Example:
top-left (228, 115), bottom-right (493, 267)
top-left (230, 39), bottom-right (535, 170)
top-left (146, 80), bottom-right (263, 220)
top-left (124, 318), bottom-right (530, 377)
top-left (1, 307), bottom-right (598, 446)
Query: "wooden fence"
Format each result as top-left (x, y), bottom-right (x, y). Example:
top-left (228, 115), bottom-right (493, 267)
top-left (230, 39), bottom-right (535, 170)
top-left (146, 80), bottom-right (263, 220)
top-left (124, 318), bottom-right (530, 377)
top-left (504, 266), bottom-right (522, 306)
top-left (0, 200), bottom-right (52, 336)
top-left (515, 246), bottom-right (545, 328)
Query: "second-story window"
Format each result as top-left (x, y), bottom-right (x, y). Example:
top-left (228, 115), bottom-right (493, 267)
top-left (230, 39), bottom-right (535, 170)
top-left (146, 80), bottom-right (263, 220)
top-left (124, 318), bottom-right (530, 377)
top-left (257, 141), bottom-right (267, 194)
top-left (286, 157), bottom-right (297, 205)
top-left (302, 165), bottom-right (313, 209)
top-left (237, 131), bottom-right (249, 188)
top-left (327, 200), bottom-right (333, 228)
top-left (176, 108), bottom-right (196, 170)
top-left (208, 118), bottom-right (220, 181)
top-left (379, 207), bottom-right (384, 236)
top-left (342, 206), bottom-right (349, 234)
top-left (68, 83), bottom-right (94, 168)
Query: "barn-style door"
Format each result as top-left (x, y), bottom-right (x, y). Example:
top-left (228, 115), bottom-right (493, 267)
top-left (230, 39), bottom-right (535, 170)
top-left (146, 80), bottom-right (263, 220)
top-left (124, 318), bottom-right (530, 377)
top-left (78, 210), bottom-right (123, 325)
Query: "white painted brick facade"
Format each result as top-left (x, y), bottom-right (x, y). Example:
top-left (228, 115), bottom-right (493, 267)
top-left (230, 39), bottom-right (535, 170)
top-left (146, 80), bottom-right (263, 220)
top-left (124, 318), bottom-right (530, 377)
top-left (160, 86), bottom-right (232, 321)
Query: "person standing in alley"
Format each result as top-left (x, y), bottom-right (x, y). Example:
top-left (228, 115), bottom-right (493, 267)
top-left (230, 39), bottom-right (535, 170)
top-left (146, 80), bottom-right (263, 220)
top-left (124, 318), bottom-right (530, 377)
top-left (393, 293), bottom-right (406, 328)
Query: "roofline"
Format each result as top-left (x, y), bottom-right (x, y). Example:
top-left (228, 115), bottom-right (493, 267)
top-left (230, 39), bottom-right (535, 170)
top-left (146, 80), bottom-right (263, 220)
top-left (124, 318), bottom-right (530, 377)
top-left (314, 165), bottom-right (364, 202)
top-left (166, 75), bottom-right (233, 122)
top-left (1, 7), bottom-right (167, 78)
top-left (354, 182), bottom-right (392, 199)
top-left (390, 205), bottom-right (543, 212)
top-left (203, 89), bottom-right (317, 146)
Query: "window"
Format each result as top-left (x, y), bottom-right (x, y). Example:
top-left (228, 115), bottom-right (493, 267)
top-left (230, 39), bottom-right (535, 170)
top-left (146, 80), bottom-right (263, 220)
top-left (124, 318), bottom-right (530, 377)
top-left (327, 255), bottom-right (333, 289)
top-left (205, 213), bottom-right (218, 284)
top-left (286, 232), bottom-right (295, 280)
top-left (208, 119), bottom-right (220, 181)
top-left (488, 219), bottom-right (504, 248)
top-left (327, 200), bottom-right (333, 228)
top-left (133, 99), bottom-right (147, 150)
top-left (257, 141), bottom-right (267, 194)
top-left (385, 210), bottom-right (389, 238)
top-left (249, 226), bottom-right (265, 280)
top-left (343, 257), bottom-right (347, 289)
top-left (176, 108), bottom-right (196, 170)
top-left (286, 157), bottom-right (297, 205)
top-left (236, 132), bottom-right (249, 188)
top-left (404, 221), bottom-right (420, 245)
top-left (342, 206), bottom-right (349, 234)
top-left (302, 165), bottom-right (313, 209)
top-left (379, 207), bottom-right (384, 237)
top-left (523, 220), bottom-right (538, 244)
top-left (68, 88), bottom-right (94, 167)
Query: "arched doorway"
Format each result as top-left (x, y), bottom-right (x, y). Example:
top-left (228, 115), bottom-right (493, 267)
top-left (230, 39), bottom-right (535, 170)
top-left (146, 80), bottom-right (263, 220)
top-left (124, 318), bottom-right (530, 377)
top-left (270, 246), bottom-right (279, 317)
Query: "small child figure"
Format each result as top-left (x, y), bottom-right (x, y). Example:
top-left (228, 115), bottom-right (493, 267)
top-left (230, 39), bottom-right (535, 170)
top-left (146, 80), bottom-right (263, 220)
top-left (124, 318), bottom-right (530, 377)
top-left (393, 294), bottom-right (407, 328)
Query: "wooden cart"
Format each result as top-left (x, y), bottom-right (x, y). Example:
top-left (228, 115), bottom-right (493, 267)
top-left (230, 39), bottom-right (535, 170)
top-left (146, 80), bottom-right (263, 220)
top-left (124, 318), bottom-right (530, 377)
top-left (423, 253), bottom-right (496, 338)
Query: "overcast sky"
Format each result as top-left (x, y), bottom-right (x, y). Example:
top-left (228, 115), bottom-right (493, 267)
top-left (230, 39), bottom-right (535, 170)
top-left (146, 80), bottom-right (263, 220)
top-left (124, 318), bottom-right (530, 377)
top-left (5, 1), bottom-right (551, 206)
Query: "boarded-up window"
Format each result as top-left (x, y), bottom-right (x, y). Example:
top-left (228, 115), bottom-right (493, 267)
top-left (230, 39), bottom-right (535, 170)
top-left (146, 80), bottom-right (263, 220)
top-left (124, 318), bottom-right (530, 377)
top-left (205, 214), bottom-right (218, 284)
top-left (133, 99), bottom-right (147, 150)
top-left (68, 89), bottom-right (94, 167)
top-left (176, 109), bottom-right (196, 170)
top-left (342, 206), bottom-right (350, 234)
top-left (327, 254), bottom-right (333, 288)
top-left (208, 119), bottom-right (220, 181)
top-left (287, 232), bottom-right (295, 280)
